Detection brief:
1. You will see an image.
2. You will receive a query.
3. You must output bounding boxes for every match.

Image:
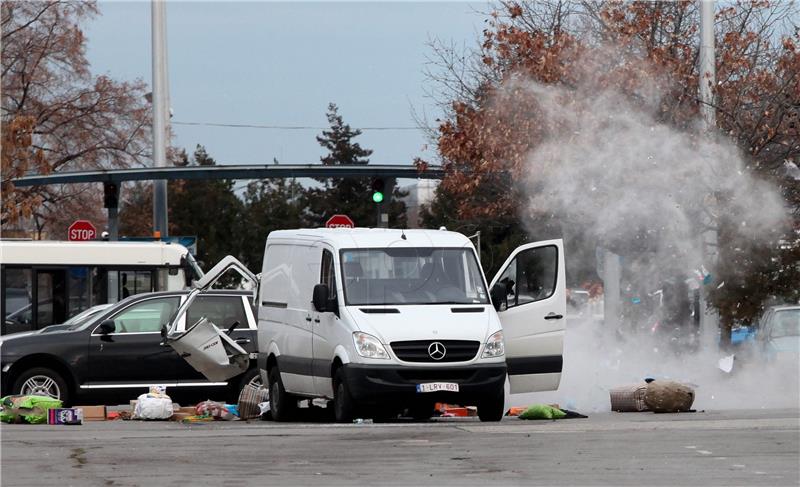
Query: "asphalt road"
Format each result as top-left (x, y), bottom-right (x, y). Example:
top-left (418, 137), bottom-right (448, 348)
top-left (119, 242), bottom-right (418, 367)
top-left (1, 408), bottom-right (798, 486)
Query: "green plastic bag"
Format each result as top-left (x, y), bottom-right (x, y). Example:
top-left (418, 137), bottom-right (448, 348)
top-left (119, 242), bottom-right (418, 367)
top-left (518, 404), bottom-right (567, 420)
top-left (0, 395), bottom-right (63, 424)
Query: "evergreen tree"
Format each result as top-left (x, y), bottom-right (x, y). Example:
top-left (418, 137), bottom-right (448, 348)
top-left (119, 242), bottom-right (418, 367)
top-left (307, 103), bottom-right (407, 228)
top-left (240, 178), bottom-right (307, 270)
top-left (168, 145), bottom-right (244, 270)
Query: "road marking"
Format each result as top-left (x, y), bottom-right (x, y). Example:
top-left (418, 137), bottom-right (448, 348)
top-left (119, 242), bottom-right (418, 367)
top-left (731, 464), bottom-right (746, 468)
top-left (684, 446), bottom-right (697, 449)
top-left (753, 471), bottom-right (767, 475)
top-left (697, 450), bottom-right (712, 455)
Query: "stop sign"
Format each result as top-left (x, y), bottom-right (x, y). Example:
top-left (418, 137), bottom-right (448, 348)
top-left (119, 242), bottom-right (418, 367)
top-left (68, 220), bottom-right (97, 241)
top-left (325, 214), bottom-right (355, 228)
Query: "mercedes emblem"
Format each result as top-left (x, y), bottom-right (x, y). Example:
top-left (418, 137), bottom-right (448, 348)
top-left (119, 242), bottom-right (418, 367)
top-left (428, 341), bottom-right (447, 360)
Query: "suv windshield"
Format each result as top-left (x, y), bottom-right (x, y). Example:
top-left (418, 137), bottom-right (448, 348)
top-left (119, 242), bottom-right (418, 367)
top-left (341, 247), bottom-right (488, 306)
top-left (771, 309), bottom-right (800, 338)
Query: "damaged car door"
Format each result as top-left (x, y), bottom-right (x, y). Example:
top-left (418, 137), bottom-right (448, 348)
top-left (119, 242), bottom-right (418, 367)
top-left (164, 256), bottom-right (257, 382)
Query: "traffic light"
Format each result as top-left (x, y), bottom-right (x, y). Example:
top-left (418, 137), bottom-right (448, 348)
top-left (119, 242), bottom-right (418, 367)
top-left (103, 182), bottom-right (119, 208)
top-left (370, 178), bottom-right (385, 203)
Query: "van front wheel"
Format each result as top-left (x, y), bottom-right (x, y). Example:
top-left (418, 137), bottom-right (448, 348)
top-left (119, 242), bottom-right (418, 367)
top-left (333, 368), bottom-right (357, 423)
top-left (478, 388), bottom-right (505, 422)
top-left (268, 367), bottom-right (296, 421)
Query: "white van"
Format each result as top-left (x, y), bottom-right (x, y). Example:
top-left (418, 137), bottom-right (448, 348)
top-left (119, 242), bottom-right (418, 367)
top-left (257, 228), bottom-right (566, 422)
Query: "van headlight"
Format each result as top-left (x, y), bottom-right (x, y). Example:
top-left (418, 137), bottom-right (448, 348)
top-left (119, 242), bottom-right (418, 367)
top-left (352, 332), bottom-right (389, 359)
top-left (482, 331), bottom-right (505, 358)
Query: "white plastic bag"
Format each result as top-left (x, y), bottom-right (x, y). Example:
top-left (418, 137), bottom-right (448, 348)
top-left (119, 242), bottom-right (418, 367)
top-left (133, 393), bottom-right (174, 420)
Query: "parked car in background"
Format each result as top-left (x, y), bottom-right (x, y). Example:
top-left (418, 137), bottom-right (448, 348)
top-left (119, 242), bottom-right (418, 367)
top-left (0, 290), bottom-right (258, 405)
top-left (757, 305), bottom-right (800, 362)
top-left (0, 304), bottom-right (113, 341)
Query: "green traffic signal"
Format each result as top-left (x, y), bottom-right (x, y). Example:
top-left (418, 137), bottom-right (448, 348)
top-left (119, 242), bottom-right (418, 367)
top-left (372, 191), bottom-right (384, 203)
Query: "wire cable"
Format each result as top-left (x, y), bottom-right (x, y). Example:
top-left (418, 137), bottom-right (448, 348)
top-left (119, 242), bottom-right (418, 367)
top-left (172, 121), bottom-right (422, 131)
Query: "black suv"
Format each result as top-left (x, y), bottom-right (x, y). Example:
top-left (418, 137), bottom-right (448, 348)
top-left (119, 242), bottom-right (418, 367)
top-left (0, 290), bottom-right (259, 405)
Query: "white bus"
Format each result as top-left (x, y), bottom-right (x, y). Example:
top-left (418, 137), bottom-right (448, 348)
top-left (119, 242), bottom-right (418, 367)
top-left (0, 241), bottom-right (203, 335)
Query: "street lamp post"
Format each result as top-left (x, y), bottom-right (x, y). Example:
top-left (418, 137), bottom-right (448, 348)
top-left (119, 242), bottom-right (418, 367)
top-left (151, 0), bottom-right (169, 238)
top-left (699, 0), bottom-right (719, 334)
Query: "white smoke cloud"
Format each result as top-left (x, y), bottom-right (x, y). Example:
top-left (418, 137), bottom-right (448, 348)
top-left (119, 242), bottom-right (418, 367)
top-left (501, 63), bottom-right (792, 411)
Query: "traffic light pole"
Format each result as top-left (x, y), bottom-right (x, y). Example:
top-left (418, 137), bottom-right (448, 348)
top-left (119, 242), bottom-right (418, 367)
top-left (103, 182), bottom-right (120, 241)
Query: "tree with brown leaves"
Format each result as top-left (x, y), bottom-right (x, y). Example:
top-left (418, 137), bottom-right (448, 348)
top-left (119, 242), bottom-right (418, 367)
top-left (422, 1), bottom-right (799, 344)
top-left (1, 0), bottom-right (150, 235)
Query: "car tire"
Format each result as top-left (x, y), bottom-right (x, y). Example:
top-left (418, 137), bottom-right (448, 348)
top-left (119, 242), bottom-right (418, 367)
top-left (478, 388), bottom-right (505, 422)
top-left (333, 367), bottom-right (357, 423)
top-left (13, 367), bottom-right (70, 405)
top-left (268, 366), bottom-right (295, 422)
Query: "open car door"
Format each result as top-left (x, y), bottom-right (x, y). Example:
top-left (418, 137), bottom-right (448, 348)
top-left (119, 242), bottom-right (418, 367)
top-left (489, 239), bottom-right (566, 394)
top-left (163, 256), bottom-right (257, 381)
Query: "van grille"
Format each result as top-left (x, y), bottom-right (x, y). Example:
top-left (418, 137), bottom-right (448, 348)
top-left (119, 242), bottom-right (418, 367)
top-left (390, 340), bottom-right (480, 363)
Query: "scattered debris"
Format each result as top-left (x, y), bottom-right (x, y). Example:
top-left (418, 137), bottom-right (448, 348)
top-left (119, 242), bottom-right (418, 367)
top-left (238, 382), bottom-right (269, 420)
top-left (644, 380), bottom-right (695, 413)
top-left (75, 405), bottom-right (107, 421)
top-left (610, 383), bottom-right (649, 412)
top-left (435, 403), bottom-right (478, 417)
top-left (132, 387), bottom-right (174, 420)
top-left (0, 395), bottom-right (63, 424)
top-left (516, 404), bottom-right (588, 420)
top-left (718, 354), bottom-right (735, 373)
top-left (195, 400), bottom-right (237, 420)
top-left (48, 408), bottom-right (83, 425)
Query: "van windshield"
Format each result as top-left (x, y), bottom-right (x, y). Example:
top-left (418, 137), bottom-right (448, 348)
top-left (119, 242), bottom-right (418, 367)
top-left (340, 248), bottom-right (489, 306)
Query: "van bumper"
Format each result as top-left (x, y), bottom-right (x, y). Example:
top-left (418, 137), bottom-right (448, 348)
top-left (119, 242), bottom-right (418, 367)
top-left (341, 363), bottom-right (506, 404)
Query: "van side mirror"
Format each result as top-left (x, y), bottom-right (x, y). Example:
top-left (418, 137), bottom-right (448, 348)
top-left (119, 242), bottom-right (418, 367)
top-left (98, 320), bottom-right (116, 334)
top-left (490, 283), bottom-right (507, 312)
top-left (313, 284), bottom-right (329, 312)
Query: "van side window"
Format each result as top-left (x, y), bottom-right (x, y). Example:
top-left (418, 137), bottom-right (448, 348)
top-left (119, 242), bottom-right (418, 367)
top-left (498, 245), bottom-right (558, 309)
top-left (320, 250), bottom-right (337, 300)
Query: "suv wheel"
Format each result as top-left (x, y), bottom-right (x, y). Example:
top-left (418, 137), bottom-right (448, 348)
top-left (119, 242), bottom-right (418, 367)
top-left (268, 367), bottom-right (295, 421)
top-left (333, 367), bottom-right (357, 423)
top-left (13, 367), bottom-right (70, 405)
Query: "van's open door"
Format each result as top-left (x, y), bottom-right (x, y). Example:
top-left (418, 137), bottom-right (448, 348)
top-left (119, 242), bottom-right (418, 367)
top-left (164, 255), bottom-right (257, 381)
top-left (489, 239), bottom-right (566, 394)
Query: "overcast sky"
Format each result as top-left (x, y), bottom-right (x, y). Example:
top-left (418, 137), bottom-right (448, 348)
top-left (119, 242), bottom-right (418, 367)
top-left (84, 1), bottom-right (485, 168)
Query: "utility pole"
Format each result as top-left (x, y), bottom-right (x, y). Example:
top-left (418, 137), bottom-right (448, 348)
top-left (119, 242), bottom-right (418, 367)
top-left (699, 0), bottom-right (719, 333)
top-left (151, 0), bottom-right (169, 239)
top-left (699, 0), bottom-right (716, 129)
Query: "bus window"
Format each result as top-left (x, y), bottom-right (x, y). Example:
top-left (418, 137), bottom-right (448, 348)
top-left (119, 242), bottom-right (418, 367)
top-left (91, 267), bottom-right (108, 306)
top-left (119, 270), bottom-right (153, 299)
top-left (3, 268), bottom-right (33, 334)
top-left (36, 270), bottom-right (67, 328)
top-left (68, 267), bottom-right (90, 318)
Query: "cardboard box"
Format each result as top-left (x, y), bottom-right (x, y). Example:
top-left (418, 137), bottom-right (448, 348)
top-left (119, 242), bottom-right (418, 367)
top-left (75, 405), bottom-right (107, 421)
top-left (48, 408), bottom-right (83, 425)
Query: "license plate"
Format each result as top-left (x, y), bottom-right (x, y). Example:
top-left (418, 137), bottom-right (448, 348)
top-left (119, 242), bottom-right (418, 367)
top-left (416, 382), bottom-right (459, 393)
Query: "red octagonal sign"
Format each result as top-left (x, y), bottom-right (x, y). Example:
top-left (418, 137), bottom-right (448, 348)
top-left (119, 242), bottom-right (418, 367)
top-left (68, 220), bottom-right (97, 241)
top-left (325, 214), bottom-right (354, 228)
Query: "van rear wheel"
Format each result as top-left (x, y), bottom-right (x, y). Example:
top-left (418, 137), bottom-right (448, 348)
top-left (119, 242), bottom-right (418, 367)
top-left (268, 367), bottom-right (296, 422)
top-left (333, 368), bottom-right (357, 423)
